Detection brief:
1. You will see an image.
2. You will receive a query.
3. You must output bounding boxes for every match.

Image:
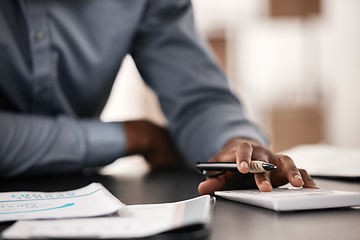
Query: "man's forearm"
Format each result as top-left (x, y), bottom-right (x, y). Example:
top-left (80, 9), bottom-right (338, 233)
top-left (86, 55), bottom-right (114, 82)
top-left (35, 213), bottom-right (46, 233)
top-left (0, 112), bottom-right (126, 177)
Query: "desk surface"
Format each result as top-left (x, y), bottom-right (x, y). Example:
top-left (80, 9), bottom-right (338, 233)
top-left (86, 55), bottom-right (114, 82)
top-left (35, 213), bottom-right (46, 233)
top-left (1, 167), bottom-right (360, 240)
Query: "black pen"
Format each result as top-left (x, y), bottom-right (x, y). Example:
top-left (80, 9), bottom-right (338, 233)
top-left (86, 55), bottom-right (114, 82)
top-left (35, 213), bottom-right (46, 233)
top-left (196, 160), bottom-right (277, 174)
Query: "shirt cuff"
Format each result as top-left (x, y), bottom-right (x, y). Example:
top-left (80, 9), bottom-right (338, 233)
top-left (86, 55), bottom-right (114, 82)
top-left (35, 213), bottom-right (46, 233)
top-left (80, 120), bottom-right (127, 168)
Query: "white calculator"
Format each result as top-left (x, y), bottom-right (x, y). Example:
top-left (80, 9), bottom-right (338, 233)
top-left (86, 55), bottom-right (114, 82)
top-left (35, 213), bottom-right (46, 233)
top-left (215, 188), bottom-right (360, 211)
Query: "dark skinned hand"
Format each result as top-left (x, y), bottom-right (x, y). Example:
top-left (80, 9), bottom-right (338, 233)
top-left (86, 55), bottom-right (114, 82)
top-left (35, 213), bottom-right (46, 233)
top-left (198, 138), bottom-right (317, 195)
top-left (124, 120), bottom-right (183, 168)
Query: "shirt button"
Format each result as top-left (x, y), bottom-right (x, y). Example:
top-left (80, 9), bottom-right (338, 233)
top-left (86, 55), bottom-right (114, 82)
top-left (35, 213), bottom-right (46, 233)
top-left (33, 29), bottom-right (46, 42)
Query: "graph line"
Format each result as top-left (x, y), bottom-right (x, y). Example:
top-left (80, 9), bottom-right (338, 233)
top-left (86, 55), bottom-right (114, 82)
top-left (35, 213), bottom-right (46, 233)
top-left (0, 203), bottom-right (75, 214)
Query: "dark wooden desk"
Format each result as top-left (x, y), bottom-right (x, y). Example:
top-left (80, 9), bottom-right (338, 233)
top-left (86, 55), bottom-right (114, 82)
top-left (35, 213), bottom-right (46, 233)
top-left (1, 167), bottom-right (360, 240)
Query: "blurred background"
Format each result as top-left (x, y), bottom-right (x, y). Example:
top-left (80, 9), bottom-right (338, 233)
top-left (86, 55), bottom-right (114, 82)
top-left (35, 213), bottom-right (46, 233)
top-left (100, 0), bottom-right (360, 173)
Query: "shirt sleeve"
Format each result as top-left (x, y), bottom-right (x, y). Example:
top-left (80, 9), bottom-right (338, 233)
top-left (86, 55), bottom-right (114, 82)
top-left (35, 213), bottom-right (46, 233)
top-left (131, 0), bottom-right (269, 164)
top-left (0, 111), bottom-right (126, 177)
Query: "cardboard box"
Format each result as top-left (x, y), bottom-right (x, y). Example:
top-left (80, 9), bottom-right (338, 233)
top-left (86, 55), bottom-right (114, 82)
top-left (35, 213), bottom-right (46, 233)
top-left (268, 105), bottom-right (324, 152)
top-left (269, 0), bottom-right (321, 18)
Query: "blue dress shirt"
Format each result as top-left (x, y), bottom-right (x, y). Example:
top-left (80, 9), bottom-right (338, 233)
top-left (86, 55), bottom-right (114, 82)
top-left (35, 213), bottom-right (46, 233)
top-left (0, 0), bottom-right (268, 177)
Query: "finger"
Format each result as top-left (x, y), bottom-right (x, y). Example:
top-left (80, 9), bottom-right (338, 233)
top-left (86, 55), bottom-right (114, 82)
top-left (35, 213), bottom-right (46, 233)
top-left (209, 147), bottom-right (236, 163)
top-left (250, 145), bottom-right (271, 162)
top-left (254, 173), bottom-right (273, 192)
top-left (235, 142), bottom-right (253, 174)
top-left (276, 154), bottom-right (304, 187)
top-left (198, 177), bottom-right (226, 195)
top-left (299, 169), bottom-right (318, 188)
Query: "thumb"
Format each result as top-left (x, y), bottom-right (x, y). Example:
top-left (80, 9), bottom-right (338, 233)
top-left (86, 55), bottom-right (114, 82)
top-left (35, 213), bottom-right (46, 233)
top-left (198, 177), bottom-right (226, 195)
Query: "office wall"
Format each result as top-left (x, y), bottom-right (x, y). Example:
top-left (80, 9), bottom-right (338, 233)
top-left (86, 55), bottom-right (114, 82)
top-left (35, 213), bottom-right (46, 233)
top-left (100, 55), bottom-right (166, 126)
top-left (319, 0), bottom-right (360, 148)
top-left (192, 0), bottom-right (360, 151)
top-left (101, 0), bottom-right (360, 153)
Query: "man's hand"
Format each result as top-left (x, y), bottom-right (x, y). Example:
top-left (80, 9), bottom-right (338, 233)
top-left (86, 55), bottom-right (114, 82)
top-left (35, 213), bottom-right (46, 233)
top-left (198, 138), bottom-right (317, 195)
top-left (124, 120), bottom-right (183, 168)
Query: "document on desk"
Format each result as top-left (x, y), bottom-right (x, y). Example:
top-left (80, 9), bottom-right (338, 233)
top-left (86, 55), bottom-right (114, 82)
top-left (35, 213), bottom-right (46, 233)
top-left (0, 183), bottom-right (125, 222)
top-left (2, 195), bottom-right (214, 239)
top-left (281, 144), bottom-right (360, 178)
top-left (215, 188), bottom-right (360, 211)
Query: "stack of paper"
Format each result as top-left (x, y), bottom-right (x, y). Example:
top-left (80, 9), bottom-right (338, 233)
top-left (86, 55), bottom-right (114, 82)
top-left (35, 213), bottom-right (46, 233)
top-left (1, 183), bottom-right (213, 239)
top-left (281, 144), bottom-right (360, 178)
